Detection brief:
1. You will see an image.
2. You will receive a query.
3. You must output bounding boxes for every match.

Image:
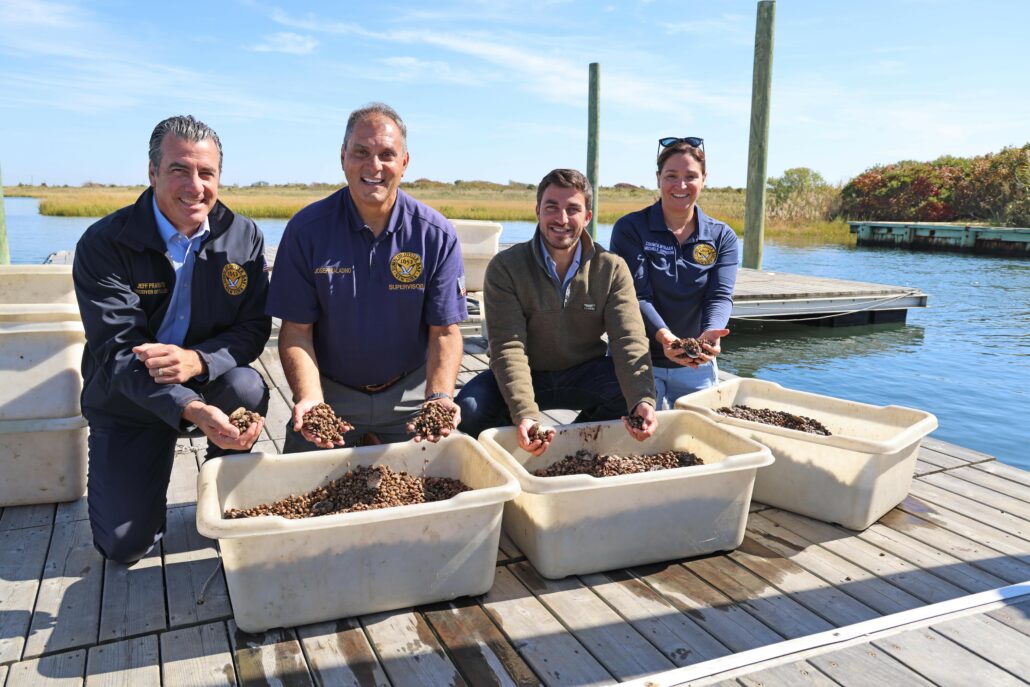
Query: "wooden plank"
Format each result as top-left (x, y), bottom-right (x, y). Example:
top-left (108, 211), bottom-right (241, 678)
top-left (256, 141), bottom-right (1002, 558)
top-left (250, 439), bottom-right (278, 455)
top-left (947, 465), bottom-right (1030, 504)
top-left (806, 643), bottom-right (935, 686)
top-left (163, 505), bottom-right (232, 627)
top-left (461, 355), bottom-right (489, 372)
top-left (729, 537), bottom-right (879, 627)
top-left (761, 509), bottom-right (968, 604)
top-left (0, 524), bottom-right (51, 664)
top-left (262, 386), bottom-right (292, 443)
top-left (856, 519), bottom-right (1009, 593)
top-left (496, 531), bottom-right (524, 563)
top-left (85, 635), bottom-right (159, 687)
top-left (898, 494), bottom-right (1030, 558)
top-left (932, 610), bottom-right (1030, 679)
top-left (167, 442), bottom-right (200, 508)
top-left (973, 460), bottom-right (1030, 488)
top-left (874, 627), bottom-right (1024, 686)
top-left (510, 562), bottom-right (675, 680)
top-left (295, 617), bottom-right (391, 687)
top-left (581, 569), bottom-right (730, 667)
top-left (6, 649), bottom-right (85, 686)
top-left (0, 504), bottom-right (55, 531)
top-left (913, 459), bottom-right (940, 477)
top-left (98, 545), bottom-right (166, 642)
top-left (921, 436), bottom-right (995, 463)
top-left (917, 445), bottom-right (968, 471)
top-left (911, 479), bottom-right (1030, 541)
top-left (55, 497), bottom-right (89, 524)
top-left (629, 563), bottom-right (783, 653)
top-left (24, 519), bottom-right (103, 657)
top-left (0, 664), bottom-right (6, 684)
top-left (258, 347), bottom-right (290, 391)
top-left (683, 556), bottom-right (835, 639)
top-left (878, 507), bottom-right (1030, 584)
top-left (986, 597), bottom-right (1030, 635)
top-left (747, 513), bottom-right (922, 615)
top-left (737, 660), bottom-right (837, 686)
top-left (228, 621), bottom-right (313, 687)
top-left (361, 610), bottom-right (467, 687)
top-left (160, 622), bottom-right (237, 686)
top-left (423, 599), bottom-right (542, 686)
top-left (481, 566), bottom-right (614, 686)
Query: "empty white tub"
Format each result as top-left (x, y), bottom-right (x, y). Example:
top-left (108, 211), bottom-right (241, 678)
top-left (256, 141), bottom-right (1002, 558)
top-left (478, 410), bottom-right (773, 579)
top-left (196, 434), bottom-right (520, 632)
top-left (0, 321), bottom-right (85, 420)
top-left (676, 378), bottom-right (938, 530)
top-left (452, 220), bottom-right (502, 292)
top-left (0, 265), bottom-right (76, 304)
top-left (0, 415), bottom-right (88, 506)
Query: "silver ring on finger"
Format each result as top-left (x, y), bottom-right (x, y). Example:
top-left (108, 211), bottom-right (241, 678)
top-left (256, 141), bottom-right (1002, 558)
top-left (158, 367), bottom-right (169, 377)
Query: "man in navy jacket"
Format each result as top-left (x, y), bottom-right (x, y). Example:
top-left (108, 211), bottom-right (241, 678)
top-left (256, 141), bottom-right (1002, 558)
top-left (73, 115), bottom-right (270, 565)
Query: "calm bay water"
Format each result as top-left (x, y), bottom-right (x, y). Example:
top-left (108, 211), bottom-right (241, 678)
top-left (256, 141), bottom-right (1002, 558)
top-left (6, 198), bottom-right (1028, 469)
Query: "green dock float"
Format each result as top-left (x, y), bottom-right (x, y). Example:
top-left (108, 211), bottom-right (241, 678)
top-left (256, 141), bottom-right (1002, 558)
top-left (850, 221), bottom-right (1030, 257)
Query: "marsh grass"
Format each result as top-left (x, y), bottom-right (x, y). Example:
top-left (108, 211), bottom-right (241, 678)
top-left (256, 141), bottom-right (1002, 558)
top-left (9, 183), bottom-right (850, 243)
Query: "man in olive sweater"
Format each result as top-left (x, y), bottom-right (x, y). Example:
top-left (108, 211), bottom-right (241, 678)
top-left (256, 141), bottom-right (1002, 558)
top-left (456, 168), bottom-right (658, 455)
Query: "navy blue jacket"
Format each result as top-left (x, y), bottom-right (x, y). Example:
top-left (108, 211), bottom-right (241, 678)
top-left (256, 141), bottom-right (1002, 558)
top-left (73, 189), bottom-right (271, 429)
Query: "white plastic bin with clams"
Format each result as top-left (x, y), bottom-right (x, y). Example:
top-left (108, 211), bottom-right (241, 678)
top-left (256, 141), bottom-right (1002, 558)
top-left (0, 265), bottom-right (76, 304)
top-left (196, 434), bottom-right (520, 632)
top-left (676, 378), bottom-right (938, 530)
top-left (477, 410), bottom-right (773, 579)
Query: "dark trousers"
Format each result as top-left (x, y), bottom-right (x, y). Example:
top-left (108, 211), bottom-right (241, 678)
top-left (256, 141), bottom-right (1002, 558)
top-left (87, 367), bottom-right (269, 565)
top-left (455, 356), bottom-right (627, 438)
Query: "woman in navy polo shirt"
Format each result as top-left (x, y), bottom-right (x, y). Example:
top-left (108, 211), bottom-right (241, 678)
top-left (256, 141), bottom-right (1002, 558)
top-left (610, 137), bottom-right (739, 408)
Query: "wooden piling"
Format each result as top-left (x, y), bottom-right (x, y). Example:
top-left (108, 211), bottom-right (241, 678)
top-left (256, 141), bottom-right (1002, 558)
top-left (0, 165), bottom-right (9, 265)
top-left (586, 62), bottom-right (600, 239)
top-left (743, 0), bottom-right (776, 270)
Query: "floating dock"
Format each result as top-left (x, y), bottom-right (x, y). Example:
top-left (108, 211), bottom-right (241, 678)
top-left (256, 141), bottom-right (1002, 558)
top-left (1, 339), bottom-right (1027, 686)
top-left (850, 221), bottom-right (1030, 257)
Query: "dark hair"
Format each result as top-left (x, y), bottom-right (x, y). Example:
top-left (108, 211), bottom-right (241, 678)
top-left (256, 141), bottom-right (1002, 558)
top-left (536, 168), bottom-right (593, 210)
top-left (149, 115), bottom-right (223, 171)
top-left (657, 141), bottom-right (706, 176)
top-left (343, 102), bottom-right (407, 151)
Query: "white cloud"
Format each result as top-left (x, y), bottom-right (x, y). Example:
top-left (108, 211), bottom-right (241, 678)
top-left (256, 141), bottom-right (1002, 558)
top-left (249, 31), bottom-right (318, 54)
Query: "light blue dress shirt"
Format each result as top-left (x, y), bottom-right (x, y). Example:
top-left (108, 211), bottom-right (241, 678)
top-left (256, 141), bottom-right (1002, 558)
top-left (539, 235), bottom-right (582, 305)
top-left (153, 197), bottom-right (209, 346)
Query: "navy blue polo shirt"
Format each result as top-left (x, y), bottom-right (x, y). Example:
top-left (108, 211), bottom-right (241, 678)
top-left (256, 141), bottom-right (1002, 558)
top-left (267, 188), bottom-right (467, 388)
top-left (610, 202), bottom-right (739, 368)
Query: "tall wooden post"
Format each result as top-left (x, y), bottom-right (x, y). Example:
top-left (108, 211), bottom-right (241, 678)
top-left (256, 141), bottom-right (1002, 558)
top-left (743, 0), bottom-right (776, 269)
top-left (586, 62), bottom-right (600, 239)
top-left (0, 165), bottom-right (9, 265)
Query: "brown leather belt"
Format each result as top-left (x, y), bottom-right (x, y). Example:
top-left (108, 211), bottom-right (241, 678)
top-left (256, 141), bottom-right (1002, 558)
top-left (354, 371), bottom-right (407, 394)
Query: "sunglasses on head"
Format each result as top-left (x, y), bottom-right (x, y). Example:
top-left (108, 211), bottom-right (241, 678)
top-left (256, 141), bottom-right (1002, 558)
top-left (658, 136), bottom-right (704, 158)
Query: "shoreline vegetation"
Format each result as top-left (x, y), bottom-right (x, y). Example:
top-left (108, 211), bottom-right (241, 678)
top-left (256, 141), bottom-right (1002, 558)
top-left (4, 180), bottom-right (853, 244)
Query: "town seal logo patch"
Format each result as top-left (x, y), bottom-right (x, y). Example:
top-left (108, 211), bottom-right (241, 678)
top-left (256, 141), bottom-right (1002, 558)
top-left (222, 263), bottom-right (248, 296)
top-left (693, 244), bottom-right (717, 266)
top-left (390, 252), bottom-right (423, 283)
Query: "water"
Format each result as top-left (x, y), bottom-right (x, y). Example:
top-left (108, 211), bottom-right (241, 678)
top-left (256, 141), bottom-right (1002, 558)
top-left (6, 199), bottom-right (1028, 468)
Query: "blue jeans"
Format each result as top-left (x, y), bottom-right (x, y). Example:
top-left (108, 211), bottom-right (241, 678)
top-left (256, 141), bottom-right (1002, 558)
top-left (653, 360), bottom-right (718, 409)
top-left (456, 356), bottom-right (627, 437)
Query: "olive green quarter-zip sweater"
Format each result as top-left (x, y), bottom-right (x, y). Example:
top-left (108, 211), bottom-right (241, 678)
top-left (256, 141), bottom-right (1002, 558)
top-left (484, 229), bottom-right (656, 422)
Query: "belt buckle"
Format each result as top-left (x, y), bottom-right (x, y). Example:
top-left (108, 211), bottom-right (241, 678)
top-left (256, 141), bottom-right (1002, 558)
top-left (363, 381), bottom-right (389, 393)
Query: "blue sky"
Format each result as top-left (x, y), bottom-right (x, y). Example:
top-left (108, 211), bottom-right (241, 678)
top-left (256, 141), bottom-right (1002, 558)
top-left (0, 0), bottom-right (1027, 189)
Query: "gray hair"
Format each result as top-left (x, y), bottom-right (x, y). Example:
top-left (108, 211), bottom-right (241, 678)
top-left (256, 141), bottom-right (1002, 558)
top-left (343, 102), bottom-right (407, 151)
top-left (148, 115), bottom-right (223, 171)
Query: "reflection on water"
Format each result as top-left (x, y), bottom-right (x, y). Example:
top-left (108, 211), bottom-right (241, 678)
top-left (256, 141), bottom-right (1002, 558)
top-left (4, 199), bottom-right (1027, 469)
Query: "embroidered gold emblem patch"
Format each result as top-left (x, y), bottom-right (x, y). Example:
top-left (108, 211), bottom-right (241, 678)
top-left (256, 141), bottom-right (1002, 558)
top-left (693, 244), bottom-right (717, 265)
top-left (222, 263), bottom-right (248, 296)
top-left (390, 252), bottom-right (423, 283)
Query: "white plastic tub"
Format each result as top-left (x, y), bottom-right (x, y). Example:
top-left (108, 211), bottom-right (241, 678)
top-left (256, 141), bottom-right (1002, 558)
top-left (0, 321), bottom-right (85, 420)
top-left (452, 220), bottom-right (502, 293)
top-left (0, 265), bottom-right (76, 304)
top-left (196, 434), bottom-right (520, 632)
top-left (0, 415), bottom-right (88, 506)
top-left (676, 378), bottom-right (939, 530)
top-left (478, 411), bottom-right (773, 579)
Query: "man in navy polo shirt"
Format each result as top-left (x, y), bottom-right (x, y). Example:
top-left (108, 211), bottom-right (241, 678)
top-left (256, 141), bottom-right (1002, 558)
top-left (267, 103), bottom-right (467, 449)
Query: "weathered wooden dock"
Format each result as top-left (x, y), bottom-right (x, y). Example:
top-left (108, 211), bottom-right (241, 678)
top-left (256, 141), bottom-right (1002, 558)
top-left (850, 221), bottom-right (1030, 257)
top-left (1, 338), bottom-right (1027, 686)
